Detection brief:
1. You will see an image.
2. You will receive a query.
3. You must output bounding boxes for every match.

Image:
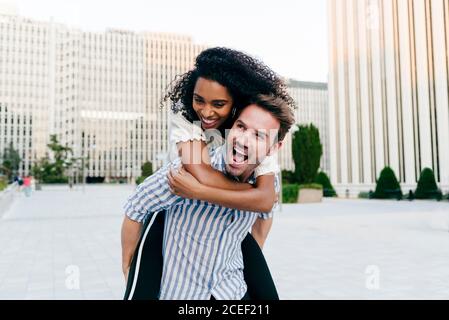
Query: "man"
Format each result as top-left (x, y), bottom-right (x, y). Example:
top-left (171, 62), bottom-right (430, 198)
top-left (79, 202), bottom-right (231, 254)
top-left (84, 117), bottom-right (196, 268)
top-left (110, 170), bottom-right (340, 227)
top-left (122, 94), bottom-right (294, 300)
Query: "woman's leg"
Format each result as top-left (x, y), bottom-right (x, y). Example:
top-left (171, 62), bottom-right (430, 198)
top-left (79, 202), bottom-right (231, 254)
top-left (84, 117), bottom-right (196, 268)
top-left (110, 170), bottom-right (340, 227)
top-left (241, 232), bottom-right (279, 300)
top-left (123, 210), bottom-right (165, 300)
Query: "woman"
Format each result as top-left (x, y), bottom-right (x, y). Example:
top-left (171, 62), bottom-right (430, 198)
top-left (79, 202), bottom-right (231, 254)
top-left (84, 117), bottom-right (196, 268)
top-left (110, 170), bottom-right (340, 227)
top-left (123, 47), bottom-right (294, 300)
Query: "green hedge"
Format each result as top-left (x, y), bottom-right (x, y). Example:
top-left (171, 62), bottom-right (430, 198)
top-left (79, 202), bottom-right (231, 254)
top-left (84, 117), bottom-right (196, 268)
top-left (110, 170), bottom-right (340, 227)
top-left (358, 191), bottom-right (371, 199)
top-left (135, 176), bottom-right (146, 185)
top-left (298, 183), bottom-right (323, 191)
top-left (282, 183), bottom-right (324, 203)
top-left (282, 184), bottom-right (299, 203)
top-left (42, 176), bottom-right (69, 184)
top-left (0, 179), bottom-right (7, 192)
top-left (281, 170), bottom-right (296, 184)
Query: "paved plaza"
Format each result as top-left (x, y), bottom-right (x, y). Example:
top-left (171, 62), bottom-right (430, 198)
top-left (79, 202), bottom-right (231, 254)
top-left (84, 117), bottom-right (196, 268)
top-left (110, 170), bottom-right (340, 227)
top-left (0, 184), bottom-right (448, 300)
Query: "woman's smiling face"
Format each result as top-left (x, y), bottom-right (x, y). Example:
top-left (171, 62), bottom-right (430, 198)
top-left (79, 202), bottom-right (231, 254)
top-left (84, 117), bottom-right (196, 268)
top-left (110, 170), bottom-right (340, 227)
top-left (192, 77), bottom-right (234, 130)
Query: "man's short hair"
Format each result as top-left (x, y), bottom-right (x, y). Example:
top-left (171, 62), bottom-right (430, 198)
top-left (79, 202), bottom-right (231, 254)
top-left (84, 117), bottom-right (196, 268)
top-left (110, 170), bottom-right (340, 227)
top-left (249, 94), bottom-right (295, 142)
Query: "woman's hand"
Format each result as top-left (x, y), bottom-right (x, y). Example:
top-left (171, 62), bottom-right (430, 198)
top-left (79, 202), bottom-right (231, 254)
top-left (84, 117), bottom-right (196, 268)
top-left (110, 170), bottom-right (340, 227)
top-left (168, 165), bottom-right (205, 200)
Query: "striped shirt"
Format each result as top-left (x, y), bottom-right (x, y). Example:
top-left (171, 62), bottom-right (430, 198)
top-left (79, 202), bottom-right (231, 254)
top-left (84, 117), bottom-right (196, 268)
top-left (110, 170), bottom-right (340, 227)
top-left (124, 145), bottom-right (279, 300)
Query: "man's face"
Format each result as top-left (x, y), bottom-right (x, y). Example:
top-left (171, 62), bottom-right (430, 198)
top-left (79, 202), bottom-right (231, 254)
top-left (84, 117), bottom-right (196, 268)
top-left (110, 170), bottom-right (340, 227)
top-left (225, 104), bottom-right (282, 180)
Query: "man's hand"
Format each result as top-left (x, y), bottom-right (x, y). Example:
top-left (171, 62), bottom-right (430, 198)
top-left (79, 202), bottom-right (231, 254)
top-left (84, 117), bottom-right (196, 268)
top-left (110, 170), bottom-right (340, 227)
top-left (167, 165), bottom-right (205, 199)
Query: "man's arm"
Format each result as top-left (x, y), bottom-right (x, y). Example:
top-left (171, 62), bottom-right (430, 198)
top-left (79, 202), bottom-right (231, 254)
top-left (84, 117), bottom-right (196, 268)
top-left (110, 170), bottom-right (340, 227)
top-left (251, 217), bottom-right (273, 249)
top-left (121, 216), bottom-right (142, 281)
top-left (121, 161), bottom-right (183, 281)
top-left (250, 176), bottom-right (280, 248)
top-left (124, 161), bottom-right (183, 223)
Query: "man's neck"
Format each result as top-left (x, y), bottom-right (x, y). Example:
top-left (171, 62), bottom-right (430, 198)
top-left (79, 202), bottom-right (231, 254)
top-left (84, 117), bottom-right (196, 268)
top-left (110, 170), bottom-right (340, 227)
top-left (238, 170), bottom-right (255, 183)
top-left (225, 167), bottom-right (256, 183)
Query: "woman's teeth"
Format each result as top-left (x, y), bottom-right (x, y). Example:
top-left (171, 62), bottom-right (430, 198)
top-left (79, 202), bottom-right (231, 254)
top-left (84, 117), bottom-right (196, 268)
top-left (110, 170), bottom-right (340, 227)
top-left (202, 118), bottom-right (217, 125)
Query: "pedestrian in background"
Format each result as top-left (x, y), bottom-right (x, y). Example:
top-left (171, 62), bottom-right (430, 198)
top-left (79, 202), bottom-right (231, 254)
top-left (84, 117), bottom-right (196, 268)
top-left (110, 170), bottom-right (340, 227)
top-left (23, 176), bottom-right (31, 197)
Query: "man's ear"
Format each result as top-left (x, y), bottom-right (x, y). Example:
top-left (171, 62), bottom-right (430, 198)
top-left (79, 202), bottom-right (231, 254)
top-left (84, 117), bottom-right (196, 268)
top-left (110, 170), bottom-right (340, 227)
top-left (267, 141), bottom-right (283, 156)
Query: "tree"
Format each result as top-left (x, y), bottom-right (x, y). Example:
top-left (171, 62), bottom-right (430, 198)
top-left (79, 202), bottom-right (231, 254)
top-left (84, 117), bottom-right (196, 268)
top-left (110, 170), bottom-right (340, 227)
top-left (46, 134), bottom-right (73, 177)
top-left (315, 171), bottom-right (337, 197)
top-left (415, 168), bottom-right (442, 200)
top-left (31, 135), bottom-right (73, 184)
top-left (373, 166), bottom-right (402, 199)
top-left (281, 170), bottom-right (296, 184)
top-left (31, 155), bottom-right (50, 184)
top-left (1, 142), bottom-right (21, 180)
top-left (292, 124), bottom-right (323, 184)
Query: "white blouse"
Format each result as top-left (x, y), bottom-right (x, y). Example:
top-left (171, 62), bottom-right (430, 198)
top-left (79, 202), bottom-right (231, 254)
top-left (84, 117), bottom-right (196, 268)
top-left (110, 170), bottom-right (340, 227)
top-left (168, 112), bottom-right (279, 177)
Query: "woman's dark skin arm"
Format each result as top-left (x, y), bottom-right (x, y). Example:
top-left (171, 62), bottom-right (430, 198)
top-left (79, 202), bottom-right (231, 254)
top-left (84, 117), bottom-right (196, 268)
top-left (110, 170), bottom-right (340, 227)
top-left (176, 140), bottom-right (276, 213)
top-left (178, 140), bottom-right (252, 190)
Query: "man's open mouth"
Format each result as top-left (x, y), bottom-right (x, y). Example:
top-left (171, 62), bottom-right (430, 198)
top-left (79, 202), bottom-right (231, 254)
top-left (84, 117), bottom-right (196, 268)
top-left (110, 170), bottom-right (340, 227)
top-left (231, 143), bottom-right (248, 165)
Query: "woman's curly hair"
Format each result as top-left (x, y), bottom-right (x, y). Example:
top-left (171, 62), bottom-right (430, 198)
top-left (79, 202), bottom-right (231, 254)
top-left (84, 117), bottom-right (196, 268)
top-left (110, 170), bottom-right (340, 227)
top-left (163, 47), bottom-right (295, 126)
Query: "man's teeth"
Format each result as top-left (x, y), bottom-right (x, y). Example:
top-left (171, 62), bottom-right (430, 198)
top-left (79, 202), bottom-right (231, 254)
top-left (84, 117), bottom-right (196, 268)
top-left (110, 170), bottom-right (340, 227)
top-left (232, 146), bottom-right (248, 163)
top-left (235, 150), bottom-right (245, 157)
top-left (234, 146), bottom-right (246, 156)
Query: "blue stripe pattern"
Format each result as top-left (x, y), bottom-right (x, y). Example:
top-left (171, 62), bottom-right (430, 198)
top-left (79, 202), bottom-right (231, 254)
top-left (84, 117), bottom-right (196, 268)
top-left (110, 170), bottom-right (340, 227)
top-left (124, 146), bottom-right (279, 300)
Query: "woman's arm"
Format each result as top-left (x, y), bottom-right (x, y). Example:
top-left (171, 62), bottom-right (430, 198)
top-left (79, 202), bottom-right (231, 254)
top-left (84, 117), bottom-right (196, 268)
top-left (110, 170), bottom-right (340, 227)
top-left (168, 166), bottom-right (276, 213)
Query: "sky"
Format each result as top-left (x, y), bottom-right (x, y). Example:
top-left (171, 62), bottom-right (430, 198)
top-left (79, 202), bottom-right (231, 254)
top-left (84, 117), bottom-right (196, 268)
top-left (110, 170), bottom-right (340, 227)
top-left (2, 0), bottom-right (329, 83)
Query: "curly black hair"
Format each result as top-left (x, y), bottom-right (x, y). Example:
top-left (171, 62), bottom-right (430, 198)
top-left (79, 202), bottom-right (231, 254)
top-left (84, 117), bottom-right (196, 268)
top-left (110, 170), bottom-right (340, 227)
top-left (163, 47), bottom-right (295, 129)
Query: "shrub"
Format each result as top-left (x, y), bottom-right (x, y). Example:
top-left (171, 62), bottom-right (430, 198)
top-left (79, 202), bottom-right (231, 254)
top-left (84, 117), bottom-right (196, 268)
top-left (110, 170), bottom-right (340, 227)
top-left (281, 170), bottom-right (296, 184)
top-left (298, 183), bottom-right (323, 191)
top-left (86, 176), bottom-right (105, 184)
top-left (135, 176), bottom-right (146, 185)
top-left (373, 167), bottom-right (402, 200)
top-left (141, 162), bottom-right (153, 177)
top-left (43, 176), bottom-right (69, 184)
top-left (292, 124), bottom-right (323, 184)
top-left (0, 177), bottom-right (7, 191)
top-left (314, 171), bottom-right (337, 197)
top-left (358, 191), bottom-right (370, 199)
top-left (414, 168), bottom-right (442, 200)
top-left (282, 184), bottom-right (299, 203)
top-left (135, 161), bottom-right (153, 185)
